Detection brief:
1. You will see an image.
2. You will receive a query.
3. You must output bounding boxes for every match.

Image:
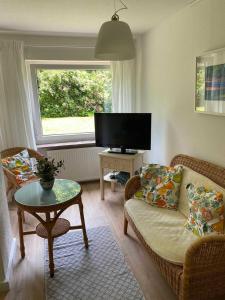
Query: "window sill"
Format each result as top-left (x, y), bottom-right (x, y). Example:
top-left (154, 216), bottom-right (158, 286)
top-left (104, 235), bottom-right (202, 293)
top-left (37, 140), bottom-right (96, 152)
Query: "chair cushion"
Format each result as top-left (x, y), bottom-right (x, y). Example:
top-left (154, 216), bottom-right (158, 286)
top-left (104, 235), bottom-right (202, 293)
top-left (178, 166), bottom-right (225, 217)
top-left (125, 198), bottom-right (197, 265)
top-left (1, 149), bottom-right (37, 185)
top-left (185, 184), bottom-right (224, 236)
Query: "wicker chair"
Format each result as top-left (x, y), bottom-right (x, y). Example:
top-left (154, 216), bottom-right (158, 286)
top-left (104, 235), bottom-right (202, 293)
top-left (124, 154), bottom-right (225, 300)
top-left (1, 147), bottom-right (43, 197)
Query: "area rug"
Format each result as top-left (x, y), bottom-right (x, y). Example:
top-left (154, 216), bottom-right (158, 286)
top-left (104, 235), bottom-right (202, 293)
top-left (45, 226), bottom-right (144, 300)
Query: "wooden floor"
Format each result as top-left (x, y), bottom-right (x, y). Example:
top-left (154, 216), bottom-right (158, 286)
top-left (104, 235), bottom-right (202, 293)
top-left (1, 181), bottom-right (176, 300)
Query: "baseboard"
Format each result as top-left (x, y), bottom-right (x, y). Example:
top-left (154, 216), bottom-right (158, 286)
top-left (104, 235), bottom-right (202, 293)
top-left (0, 237), bottom-right (16, 292)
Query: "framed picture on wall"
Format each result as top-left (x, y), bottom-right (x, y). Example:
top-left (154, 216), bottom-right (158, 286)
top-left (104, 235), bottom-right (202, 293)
top-left (195, 47), bottom-right (225, 116)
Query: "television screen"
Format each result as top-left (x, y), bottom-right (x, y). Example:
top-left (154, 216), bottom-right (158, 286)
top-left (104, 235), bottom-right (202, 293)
top-left (94, 113), bottom-right (151, 153)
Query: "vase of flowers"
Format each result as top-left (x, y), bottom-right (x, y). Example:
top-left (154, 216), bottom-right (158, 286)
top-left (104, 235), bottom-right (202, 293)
top-left (35, 157), bottom-right (64, 191)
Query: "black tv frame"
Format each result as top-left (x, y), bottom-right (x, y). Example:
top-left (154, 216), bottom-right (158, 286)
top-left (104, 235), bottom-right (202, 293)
top-left (94, 113), bottom-right (151, 155)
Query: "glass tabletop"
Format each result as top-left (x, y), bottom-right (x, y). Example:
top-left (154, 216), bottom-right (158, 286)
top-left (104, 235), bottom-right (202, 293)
top-left (14, 179), bottom-right (81, 207)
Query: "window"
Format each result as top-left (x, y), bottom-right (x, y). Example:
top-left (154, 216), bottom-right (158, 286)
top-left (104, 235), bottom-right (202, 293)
top-left (29, 61), bottom-right (112, 144)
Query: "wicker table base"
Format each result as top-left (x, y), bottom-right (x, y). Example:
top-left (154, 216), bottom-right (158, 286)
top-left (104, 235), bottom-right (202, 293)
top-left (15, 180), bottom-right (89, 278)
top-left (17, 201), bottom-right (88, 277)
top-left (36, 218), bottom-right (70, 239)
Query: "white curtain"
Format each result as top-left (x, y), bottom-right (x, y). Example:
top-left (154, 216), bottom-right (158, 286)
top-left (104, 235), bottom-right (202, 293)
top-left (0, 40), bottom-right (36, 152)
top-left (111, 59), bottom-right (136, 113)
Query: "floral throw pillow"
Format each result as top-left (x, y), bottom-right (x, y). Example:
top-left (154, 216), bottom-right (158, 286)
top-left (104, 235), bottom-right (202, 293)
top-left (1, 149), bottom-right (36, 184)
top-left (135, 164), bottom-right (167, 201)
top-left (140, 164), bottom-right (168, 191)
top-left (147, 165), bottom-right (183, 210)
top-left (185, 184), bottom-right (224, 237)
top-left (134, 164), bottom-right (183, 210)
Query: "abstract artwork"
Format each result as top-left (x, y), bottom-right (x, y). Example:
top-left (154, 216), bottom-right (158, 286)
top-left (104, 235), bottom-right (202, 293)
top-left (205, 64), bottom-right (225, 101)
top-left (195, 48), bottom-right (225, 115)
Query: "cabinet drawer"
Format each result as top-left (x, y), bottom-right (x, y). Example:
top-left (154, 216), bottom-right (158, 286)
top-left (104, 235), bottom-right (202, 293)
top-left (101, 157), bottom-right (131, 171)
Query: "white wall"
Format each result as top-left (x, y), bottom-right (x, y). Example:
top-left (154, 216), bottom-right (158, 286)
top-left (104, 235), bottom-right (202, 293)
top-left (141, 0), bottom-right (225, 167)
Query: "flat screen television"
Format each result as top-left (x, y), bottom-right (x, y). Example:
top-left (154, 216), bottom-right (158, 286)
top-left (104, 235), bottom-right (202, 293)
top-left (94, 113), bottom-right (151, 154)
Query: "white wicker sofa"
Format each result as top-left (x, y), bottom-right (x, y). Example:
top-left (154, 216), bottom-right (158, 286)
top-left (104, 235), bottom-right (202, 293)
top-left (124, 154), bottom-right (225, 300)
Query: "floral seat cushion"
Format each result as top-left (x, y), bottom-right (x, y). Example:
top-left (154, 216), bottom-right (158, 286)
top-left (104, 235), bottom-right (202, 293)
top-left (1, 149), bottom-right (37, 185)
top-left (125, 198), bottom-right (197, 265)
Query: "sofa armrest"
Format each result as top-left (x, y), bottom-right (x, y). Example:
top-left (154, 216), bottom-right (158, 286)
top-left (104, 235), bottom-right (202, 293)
top-left (124, 175), bottom-right (141, 201)
top-left (182, 234), bottom-right (225, 300)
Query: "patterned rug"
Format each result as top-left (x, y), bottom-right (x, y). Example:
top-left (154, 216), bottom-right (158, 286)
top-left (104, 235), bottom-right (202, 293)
top-left (45, 226), bottom-right (144, 300)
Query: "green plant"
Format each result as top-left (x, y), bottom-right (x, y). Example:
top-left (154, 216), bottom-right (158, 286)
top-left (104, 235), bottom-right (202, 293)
top-left (35, 157), bottom-right (64, 181)
top-left (37, 69), bottom-right (112, 118)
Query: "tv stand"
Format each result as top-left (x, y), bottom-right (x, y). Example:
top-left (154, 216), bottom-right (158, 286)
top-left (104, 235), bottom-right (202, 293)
top-left (108, 148), bottom-right (137, 155)
top-left (99, 150), bottom-right (144, 200)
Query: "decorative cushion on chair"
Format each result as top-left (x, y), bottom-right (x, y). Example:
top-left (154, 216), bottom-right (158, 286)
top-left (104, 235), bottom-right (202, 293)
top-left (135, 164), bottom-right (183, 210)
top-left (1, 149), bottom-right (37, 184)
top-left (185, 183), bottom-right (224, 236)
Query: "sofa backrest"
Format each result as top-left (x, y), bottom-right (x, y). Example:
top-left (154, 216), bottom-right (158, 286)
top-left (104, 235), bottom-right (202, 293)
top-left (171, 154), bottom-right (225, 189)
top-left (178, 166), bottom-right (225, 217)
top-left (170, 154), bottom-right (225, 217)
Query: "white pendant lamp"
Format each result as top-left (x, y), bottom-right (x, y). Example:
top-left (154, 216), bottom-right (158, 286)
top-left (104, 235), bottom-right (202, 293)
top-left (95, 0), bottom-right (135, 61)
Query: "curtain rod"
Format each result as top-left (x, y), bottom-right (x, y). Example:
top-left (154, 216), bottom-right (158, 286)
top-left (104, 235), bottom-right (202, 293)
top-left (24, 44), bottom-right (95, 48)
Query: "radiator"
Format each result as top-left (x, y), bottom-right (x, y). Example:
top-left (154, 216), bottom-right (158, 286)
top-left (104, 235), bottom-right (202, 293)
top-left (47, 147), bottom-right (104, 182)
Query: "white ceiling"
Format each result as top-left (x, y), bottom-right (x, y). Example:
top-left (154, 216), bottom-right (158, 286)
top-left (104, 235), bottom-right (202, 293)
top-left (0, 0), bottom-right (193, 36)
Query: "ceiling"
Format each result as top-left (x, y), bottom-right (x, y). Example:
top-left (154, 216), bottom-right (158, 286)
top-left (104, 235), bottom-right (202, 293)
top-left (0, 0), bottom-right (193, 36)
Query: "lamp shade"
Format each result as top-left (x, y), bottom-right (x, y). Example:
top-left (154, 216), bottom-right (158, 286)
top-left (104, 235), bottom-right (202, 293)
top-left (95, 20), bottom-right (135, 61)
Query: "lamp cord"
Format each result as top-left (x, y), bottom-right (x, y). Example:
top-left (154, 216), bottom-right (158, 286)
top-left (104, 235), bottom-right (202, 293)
top-left (112, 0), bottom-right (127, 20)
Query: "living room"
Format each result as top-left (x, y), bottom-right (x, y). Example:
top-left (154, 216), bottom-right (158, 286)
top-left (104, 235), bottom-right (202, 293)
top-left (0, 0), bottom-right (225, 299)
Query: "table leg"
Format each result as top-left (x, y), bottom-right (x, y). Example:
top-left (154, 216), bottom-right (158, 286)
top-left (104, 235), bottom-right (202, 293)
top-left (124, 216), bottom-right (128, 235)
top-left (111, 181), bottom-right (116, 192)
top-left (46, 212), bottom-right (55, 277)
top-left (100, 167), bottom-right (104, 200)
top-left (130, 166), bottom-right (134, 178)
top-left (17, 208), bottom-right (25, 258)
top-left (22, 211), bottom-right (26, 223)
top-left (47, 234), bottom-right (54, 278)
top-left (78, 200), bottom-right (88, 249)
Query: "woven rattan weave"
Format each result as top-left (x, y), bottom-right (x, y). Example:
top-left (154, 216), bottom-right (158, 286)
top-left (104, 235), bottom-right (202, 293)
top-left (124, 154), bottom-right (225, 300)
top-left (1, 146), bottom-right (43, 194)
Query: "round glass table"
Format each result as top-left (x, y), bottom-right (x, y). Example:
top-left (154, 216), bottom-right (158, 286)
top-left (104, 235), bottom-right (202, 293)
top-left (14, 179), bottom-right (89, 277)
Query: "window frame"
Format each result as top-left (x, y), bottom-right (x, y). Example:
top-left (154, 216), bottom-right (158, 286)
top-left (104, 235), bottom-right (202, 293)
top-left (27, 60), bottom-right (111, 145)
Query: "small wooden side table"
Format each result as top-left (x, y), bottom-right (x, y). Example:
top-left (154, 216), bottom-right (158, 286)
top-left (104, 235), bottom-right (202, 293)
top-left (99, 150), bottom-right (144, 200)
top-left (14, 179), bottom-right (88, 277)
